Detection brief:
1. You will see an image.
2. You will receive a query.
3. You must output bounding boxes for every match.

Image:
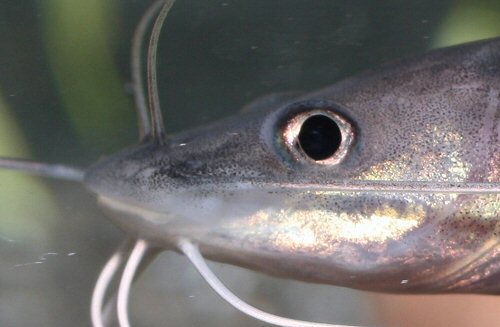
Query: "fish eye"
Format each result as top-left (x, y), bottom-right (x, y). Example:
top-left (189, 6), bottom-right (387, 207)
top-left (282, 108), bottom-right (354, 165)
top-left (298, 114), bottom-right (341, 160)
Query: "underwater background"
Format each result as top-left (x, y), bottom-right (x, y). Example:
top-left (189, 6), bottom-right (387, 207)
top-left (0, 0), bottom-right (499, 326)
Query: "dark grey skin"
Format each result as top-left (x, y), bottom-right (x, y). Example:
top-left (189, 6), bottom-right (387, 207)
top-left (87, 37), bottom-right (500, 294)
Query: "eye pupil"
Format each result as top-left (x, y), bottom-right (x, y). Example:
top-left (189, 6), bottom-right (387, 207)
top-left (297, 115), bottom-right (342, 161)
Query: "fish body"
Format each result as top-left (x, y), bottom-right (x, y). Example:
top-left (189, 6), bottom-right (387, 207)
top-left (87, 38), bottom-right (500, 294)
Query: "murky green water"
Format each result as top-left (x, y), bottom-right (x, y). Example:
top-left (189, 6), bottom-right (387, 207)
top-left (0, 1), bottom-right (499, 326)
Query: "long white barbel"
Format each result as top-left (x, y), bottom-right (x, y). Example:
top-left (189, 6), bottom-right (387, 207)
top-left (130, 0), bottom-right (165, 139)
top-left (91, 239), bottom-right (135, 327)
top-left (117, 239), bottom-right (150, 327)
top-left (0, 157), bottom-right (84, 182)
top-left (146, 0), bottom-right (176, 143)
top-left (178, 238), bottom-right (363, 327)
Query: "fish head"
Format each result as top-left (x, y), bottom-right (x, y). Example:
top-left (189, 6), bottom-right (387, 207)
top-left (86, 38), bottom-right (500, 293)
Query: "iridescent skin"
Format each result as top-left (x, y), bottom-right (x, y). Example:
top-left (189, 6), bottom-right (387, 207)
top-left (87, 38), bottom-right (500, 294)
